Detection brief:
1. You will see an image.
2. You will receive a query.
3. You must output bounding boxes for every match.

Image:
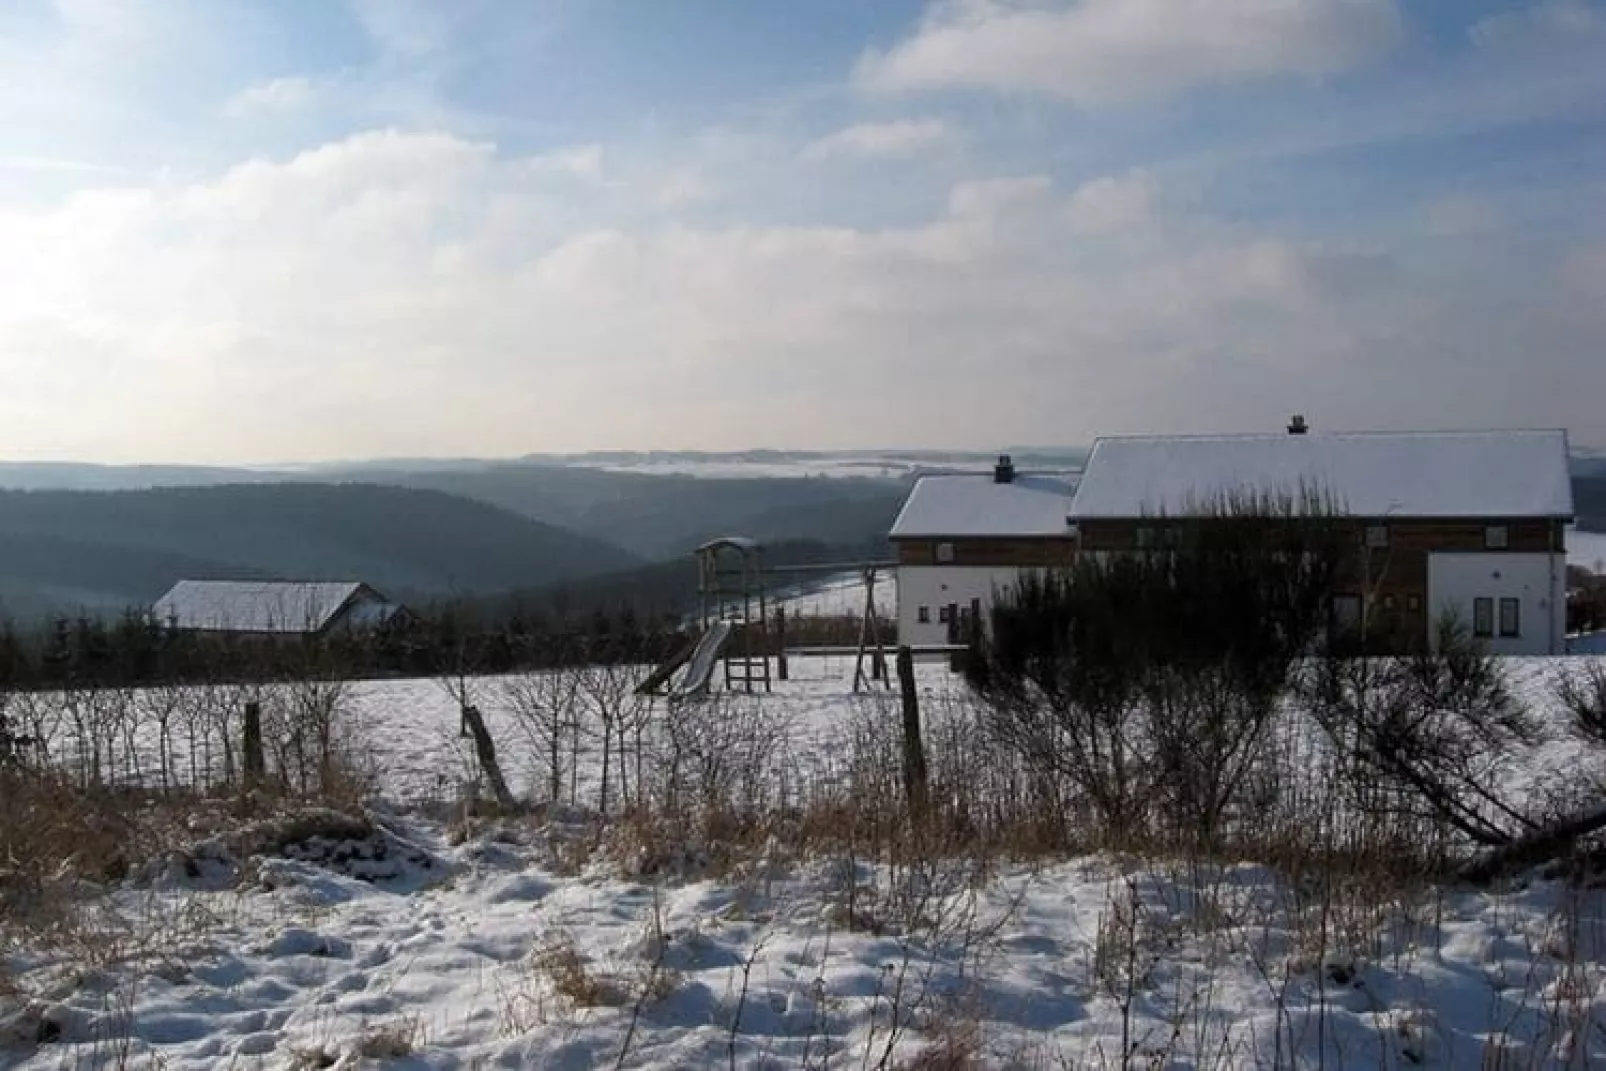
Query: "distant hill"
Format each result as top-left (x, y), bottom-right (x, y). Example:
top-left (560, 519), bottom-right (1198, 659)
top-left (0, 483), bottom-right (637, 622)
top-left (318, 464), bottom-right (910, 560)
top-left (1575, 474), bottom-right (1606, 532)
top-left (0, 456), bottom-right (918, 561)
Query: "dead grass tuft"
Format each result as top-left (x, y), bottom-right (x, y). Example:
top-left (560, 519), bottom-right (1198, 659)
top-left (355, 1016), bottom-right (422, 1060)
top-left (533, 935), bottom-right (625, 1008)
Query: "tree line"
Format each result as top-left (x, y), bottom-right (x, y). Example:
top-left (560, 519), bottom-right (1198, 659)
top-left (0, 601), bottom-right (687, 695)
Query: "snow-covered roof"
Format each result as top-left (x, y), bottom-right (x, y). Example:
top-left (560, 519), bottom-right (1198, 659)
top-left (890, 474), bottom-right (1077, 538)
top-left (1069, 430), bottom-right (1574, 520)
top-left (152, 580), bottom-right (381, 634)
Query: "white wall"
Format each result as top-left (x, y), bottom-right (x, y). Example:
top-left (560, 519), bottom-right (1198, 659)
top-left (1427, 552), bottom-right (1566, 655)
top-left (897, 566), bottom-right (1038, 647)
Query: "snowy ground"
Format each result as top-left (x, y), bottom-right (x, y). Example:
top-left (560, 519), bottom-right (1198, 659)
top-left (6, 805), bottom-right (1606, 1068)
top-left (7, 658), bottom-right (1606, 1068)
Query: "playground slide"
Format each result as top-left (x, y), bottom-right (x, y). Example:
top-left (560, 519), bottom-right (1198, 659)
top-left (670, 621), bottom-right (734, 699)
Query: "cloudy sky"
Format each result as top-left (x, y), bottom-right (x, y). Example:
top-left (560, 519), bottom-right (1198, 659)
top-left (2, 0), bottom-right (1604, 463)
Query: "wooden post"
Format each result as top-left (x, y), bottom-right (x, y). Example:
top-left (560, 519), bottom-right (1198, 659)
top-left (460, 704), bottom-right (517, 812)
top-left (896, 646), bottom-right (929, 819)
top-left (242, 700), bottom-right (265, 786)
top-left (775, 607), bottom-right (789, 682)
top-left (967, 597), bottom-right (983, 674)
top-left (946, 603), bottom-right (961, 671)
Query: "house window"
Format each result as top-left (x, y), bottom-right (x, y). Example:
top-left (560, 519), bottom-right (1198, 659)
top-left (1407, 593), bottom-right (1422, 613)
top-left (1473, 597), bottom-right (1494, 638)
top-left (1382, 593), bottom-right (1397, 611)
top-left (1499, 597), bottom-right (1520, 638)
top-left (938, 606), bottom-right (951, 623)
top-left (935, 542), bottom-right (955, 564)
top-left (917, 606), bottom-right (930, 624)
top-left (1332, 595), bottom-right (1362, 633)
top-left (1135, 527), bottom-right (1155, 549)
top-left (1485, 525), bottom-right (1509, 550)
top-left (1365, 524), bottom-right (1389, 550)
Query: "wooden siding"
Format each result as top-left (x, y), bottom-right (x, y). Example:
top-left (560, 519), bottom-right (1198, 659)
top-left (1076, 518), bottom-right (1562, 555)
top-left (894, 537), bottom-right (1075, 567)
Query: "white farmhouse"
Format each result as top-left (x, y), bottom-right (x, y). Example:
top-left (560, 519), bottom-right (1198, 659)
top-left (889, 456), bottom-right (1076, 647)
top-left (890, 426), bottom-right (1576, 656)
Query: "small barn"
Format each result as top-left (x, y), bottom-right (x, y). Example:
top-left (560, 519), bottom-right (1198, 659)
top-left (153, 580), bottom-right (407, 638)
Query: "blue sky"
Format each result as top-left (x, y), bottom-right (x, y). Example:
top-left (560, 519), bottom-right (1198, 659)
top-left (1, 0), bottom-right (1603, 462)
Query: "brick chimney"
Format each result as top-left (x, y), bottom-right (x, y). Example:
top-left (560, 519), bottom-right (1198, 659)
top-left (994, 454), bottom-right (1016, 484)
top-left (1287, 414), bottom-right (1309, 436)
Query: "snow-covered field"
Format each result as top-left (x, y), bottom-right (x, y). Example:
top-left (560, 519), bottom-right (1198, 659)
top-left (771, 572), bottom-right (898, 621)
top-left (6, 658), bottom-right (1606, 1068)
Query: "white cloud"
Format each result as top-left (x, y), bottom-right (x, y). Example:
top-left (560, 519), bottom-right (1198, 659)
top-left (225, 76), bottom-right (318, 117)
top-left (946, 175), bottom-right (1051, 216)
top-left (519, 143), bottom-right (605, 178)
top-left (800, 118), bottom-right (957, 162)
top-left (857, 0), bottom-right (1403, 103)
top-left (1471, 1), bottom-right (1603, 48)
top-left (0, 130), bottom-right (1600, 462)
top-left (1064, 170), bottom-right (1157, 233)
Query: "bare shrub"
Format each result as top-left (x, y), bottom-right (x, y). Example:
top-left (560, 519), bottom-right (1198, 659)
top-left (1555, 661), bottom-right (1606, 745)
top-left (502, 661), bottom-right (584, 805)
top-left (577, 660), bottom-right (650, 816)
top-left (969, 493), bottom-right (1346, 852)
top-left (1299, 619), bottom-right (1539, 852)
top-left (657, 694), bottom-right (787, 831)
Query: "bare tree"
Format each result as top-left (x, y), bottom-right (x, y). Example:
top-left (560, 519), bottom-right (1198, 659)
top-left (577, 659), bottom-right (650, 816)
top-left (1298, 616), bottom-right (1540, 849)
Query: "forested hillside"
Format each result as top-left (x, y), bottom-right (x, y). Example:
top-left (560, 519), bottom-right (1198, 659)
top-left (320, 463), bottom-right (909, 560)
top-left (0, 483), bottom-right (637, 620)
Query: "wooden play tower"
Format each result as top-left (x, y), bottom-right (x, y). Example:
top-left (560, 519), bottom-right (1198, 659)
top-left (695, 537), bottom-right (772, 693)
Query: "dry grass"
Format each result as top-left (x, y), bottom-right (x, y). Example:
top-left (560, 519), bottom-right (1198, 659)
top-left (533, 934), bottom-right (625, 1008)
top-left (355, 1015), bottom-right (422, 1060)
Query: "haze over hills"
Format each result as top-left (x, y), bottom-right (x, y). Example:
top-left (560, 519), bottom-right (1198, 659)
top-left (0, 483), bottom-right (640, 622)
top-left (0, 448), bottom-right (1601, 624)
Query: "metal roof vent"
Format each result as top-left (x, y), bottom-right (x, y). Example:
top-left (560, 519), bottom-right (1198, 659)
top-left (994, 454), bottom-right (1016, 483)
top-left (1287, 414), bottom-right (1309, 436)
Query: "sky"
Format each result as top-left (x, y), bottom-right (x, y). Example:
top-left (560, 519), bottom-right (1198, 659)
top-left (1, 0), bottom-right (1604, 464)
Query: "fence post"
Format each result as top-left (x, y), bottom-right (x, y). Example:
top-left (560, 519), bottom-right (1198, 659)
top-left (242, 700), bottom-right (265, 786)
top-left (775, 606), bottom-right (789, 682)
top-left (945, 603), bottom-right (961, 671)
top-left (896, 646), bottom-right (928, 819)
top-left (461, 704), bottom-right (517, 812)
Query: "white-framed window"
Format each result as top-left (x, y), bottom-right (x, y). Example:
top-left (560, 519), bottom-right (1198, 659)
top-left (1499, 597), bottom-right (1520, 638)
top-left (935, 542), bottom-right (955, 564)
top-left (1473, 597), bottom-right (1494, 638)
top-left (917, 606), bottom-right (930, 624)
top-left (1485, 525), bottom-right (1509, 550)
top-left (1365, 524), bottom-right (1389, 549)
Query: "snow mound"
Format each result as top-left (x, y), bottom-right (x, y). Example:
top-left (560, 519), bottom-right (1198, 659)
top-left (141, 808), bottom-right (447, 892)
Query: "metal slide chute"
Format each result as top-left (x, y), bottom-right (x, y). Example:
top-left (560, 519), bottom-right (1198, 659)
top-left (668, 620), bottom-right (734, 700)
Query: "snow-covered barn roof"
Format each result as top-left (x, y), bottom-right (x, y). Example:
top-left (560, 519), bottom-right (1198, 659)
top-left (890, 474), bottom-right (1077, 538)
top-left (152, 580), bottom-right (388, 634)
top-left (1068, 430), bottom-right (1574, 521)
